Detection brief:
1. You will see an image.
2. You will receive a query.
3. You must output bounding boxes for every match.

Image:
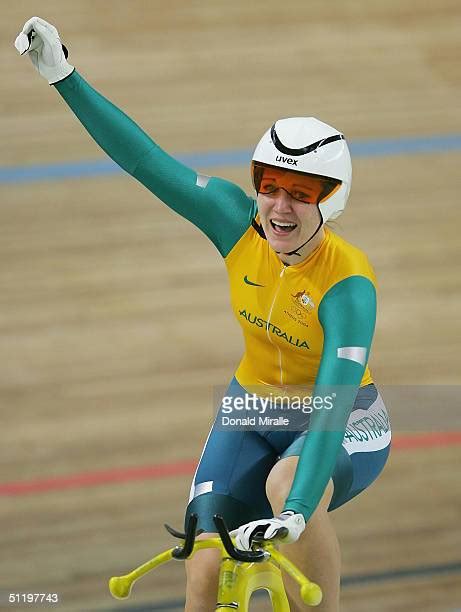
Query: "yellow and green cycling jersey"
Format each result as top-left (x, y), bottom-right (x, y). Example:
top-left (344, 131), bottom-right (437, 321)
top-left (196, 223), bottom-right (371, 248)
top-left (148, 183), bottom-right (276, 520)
top-left (54, 71), bottom-right (377, 521)
top-left (226, 220), bottom-right (374, 389)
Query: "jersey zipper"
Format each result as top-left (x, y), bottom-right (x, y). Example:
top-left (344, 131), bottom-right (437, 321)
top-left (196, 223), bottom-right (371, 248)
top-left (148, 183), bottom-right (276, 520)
top-left (265, 264), bottom-right (287, 385)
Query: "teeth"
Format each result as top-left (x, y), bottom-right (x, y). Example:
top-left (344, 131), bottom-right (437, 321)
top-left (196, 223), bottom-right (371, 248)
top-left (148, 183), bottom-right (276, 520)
top-left (273, 221), bottom-right (296, 228)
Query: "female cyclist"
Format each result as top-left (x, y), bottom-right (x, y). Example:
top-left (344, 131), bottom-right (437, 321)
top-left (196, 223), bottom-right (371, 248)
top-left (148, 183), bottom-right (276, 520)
top-left (16, 17), bottom-right (392, 611)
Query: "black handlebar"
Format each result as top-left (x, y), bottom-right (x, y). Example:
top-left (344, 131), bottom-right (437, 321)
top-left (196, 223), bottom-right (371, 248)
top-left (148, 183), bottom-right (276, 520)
top-left (165, 513), bottom-right (288, 562)
top-left (169, 514), bottom-right (198, 559)
top-left (213, 515), bottom-right (267, 562)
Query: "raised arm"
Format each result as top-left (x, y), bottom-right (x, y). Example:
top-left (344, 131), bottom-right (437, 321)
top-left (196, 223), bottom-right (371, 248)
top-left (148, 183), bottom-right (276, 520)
top-left (283, 275), bottom-right (377, 521)
top-left (15, 16), bottom-right (254, 257)
top-left (54, 71), bottom-right (254, 256)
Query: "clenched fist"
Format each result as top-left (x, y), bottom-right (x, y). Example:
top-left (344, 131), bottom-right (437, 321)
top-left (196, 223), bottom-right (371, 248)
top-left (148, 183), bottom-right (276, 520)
top-left (15, 16), bottom-right (74, 84)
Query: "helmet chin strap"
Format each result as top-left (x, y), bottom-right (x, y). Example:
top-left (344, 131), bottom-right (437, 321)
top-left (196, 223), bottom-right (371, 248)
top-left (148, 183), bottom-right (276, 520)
top-left (276, 216), bottom-right (323, 257)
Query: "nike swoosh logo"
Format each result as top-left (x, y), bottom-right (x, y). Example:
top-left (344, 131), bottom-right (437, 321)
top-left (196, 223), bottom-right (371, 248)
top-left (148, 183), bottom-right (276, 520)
top-left (244, 275), bottom-right (265, 287)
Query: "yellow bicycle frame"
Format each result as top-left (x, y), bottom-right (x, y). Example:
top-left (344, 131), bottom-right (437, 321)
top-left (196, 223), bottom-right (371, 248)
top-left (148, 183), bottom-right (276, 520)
top-left (217, 544), bottom-right (290, 610)
top-left (109, 537), bottom-right (322, 610)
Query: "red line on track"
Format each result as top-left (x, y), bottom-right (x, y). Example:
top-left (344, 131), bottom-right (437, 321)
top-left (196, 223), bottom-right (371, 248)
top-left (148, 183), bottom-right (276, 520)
top-left (1, 432), bottom-right (460, 497)
top-left (391, 431), bottom-right (461, 450)
top-left (0, 459), bottom-right (197, 496)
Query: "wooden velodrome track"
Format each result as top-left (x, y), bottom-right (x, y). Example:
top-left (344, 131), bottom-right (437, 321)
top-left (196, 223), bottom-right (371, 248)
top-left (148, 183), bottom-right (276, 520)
top-left (1, 1), bottom-right (460, 610)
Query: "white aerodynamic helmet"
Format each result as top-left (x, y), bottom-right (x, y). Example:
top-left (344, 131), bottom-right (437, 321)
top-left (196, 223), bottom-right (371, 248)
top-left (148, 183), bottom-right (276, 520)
top-left (251, 117), bottom-right (352, 222)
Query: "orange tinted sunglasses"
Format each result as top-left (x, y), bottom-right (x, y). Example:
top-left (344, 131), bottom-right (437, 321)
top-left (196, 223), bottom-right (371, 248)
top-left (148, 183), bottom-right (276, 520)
top-left (252, 162), bottom-right (341, 204)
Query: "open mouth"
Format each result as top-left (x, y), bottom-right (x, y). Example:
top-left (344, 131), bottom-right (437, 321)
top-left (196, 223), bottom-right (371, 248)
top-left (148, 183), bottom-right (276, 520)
top-left (270, 219), bottom-right (298, 234)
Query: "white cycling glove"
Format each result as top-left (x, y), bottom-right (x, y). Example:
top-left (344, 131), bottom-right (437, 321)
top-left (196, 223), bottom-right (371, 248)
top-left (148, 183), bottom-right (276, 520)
top-left (230, 511), bottom-right (306, 551)
top-left (14, 16), bottom-right (74, 85)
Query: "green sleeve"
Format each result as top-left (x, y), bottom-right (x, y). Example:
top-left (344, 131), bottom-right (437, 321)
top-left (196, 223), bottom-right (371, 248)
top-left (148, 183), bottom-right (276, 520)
top-left (283, 275), bottom-right (377, 521)
top-left (54, 71), bottom-right (254, 257)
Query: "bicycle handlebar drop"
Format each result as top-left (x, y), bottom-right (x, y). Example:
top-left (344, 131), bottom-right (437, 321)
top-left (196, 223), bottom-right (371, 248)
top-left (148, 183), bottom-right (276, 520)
top-left (171, 513), bottom-right (198, 559)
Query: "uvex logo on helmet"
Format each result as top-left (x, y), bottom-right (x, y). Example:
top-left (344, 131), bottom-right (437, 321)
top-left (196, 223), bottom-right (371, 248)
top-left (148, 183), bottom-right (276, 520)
top-left (275, 155), bottom-right (298, 166)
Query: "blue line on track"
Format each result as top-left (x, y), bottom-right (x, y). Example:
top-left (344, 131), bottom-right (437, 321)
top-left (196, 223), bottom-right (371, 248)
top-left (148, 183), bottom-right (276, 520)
top-left (100, 560), bottom-right (461, 611)
top-left (1, 134), bottom-right (461, 185)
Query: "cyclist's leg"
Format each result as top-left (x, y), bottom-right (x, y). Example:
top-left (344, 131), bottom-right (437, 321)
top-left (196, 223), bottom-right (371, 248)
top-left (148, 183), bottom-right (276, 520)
top-left (184, 432), bottom-right (275, 611)
top-left (266, 384), bottom-right (391, 612)
top-left (185, 532), bottom-right (221, 612)
top-left (267, 460), bottom-right (339, 612)
top-left (185, 379), bottom-right (278, 612)
top-left (330, 384), bottom-right (391, 510)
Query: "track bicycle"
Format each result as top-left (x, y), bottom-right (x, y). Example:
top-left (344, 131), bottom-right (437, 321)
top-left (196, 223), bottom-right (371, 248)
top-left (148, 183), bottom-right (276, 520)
top-left (109, 513), bottom-right (322, 611)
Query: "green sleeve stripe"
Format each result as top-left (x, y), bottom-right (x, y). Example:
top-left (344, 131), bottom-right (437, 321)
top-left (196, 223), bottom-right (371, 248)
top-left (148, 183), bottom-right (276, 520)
top-left (284, 276), bottom-right (376, 520)
top-left (54, 71), bottom-right (252, 257)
